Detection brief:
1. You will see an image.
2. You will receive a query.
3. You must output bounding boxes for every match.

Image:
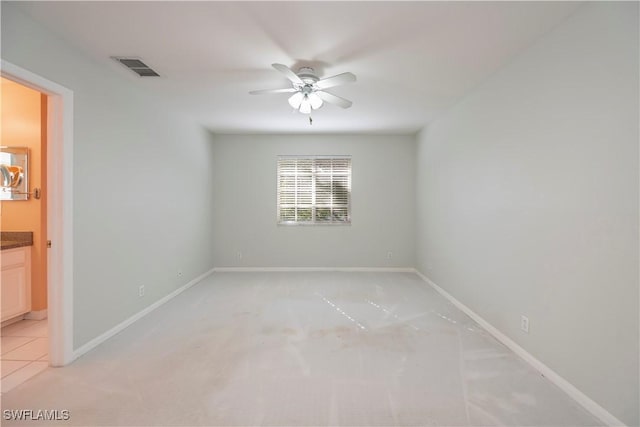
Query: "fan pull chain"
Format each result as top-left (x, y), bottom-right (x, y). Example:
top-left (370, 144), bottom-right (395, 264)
top-left (309, 115), bottom-right (313, 125)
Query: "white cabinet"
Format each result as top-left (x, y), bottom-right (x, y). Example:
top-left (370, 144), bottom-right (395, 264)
top-left (1, 246), bottom-right (31, 322)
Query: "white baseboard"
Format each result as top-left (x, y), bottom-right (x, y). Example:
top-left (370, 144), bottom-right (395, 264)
top-left (212, 267), bottom-right (415, 273)
top-left (25, 309), bottom-right (48, 320)
top-left (413, 269), bottom-right (625, 427)
top-left (73, 267), bottom-right (215, 360)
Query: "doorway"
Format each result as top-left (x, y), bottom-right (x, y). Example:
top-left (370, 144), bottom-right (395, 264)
top-left (0, 77), bottom-right (49, 390)
top-left (1, 60), bottom-right (74, 372)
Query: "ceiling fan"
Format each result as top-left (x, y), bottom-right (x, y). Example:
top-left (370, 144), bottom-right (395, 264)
top-left (250, 64), bottom-right (356, 118)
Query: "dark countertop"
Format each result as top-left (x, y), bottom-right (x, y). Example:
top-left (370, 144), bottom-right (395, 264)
top-left (1, 231), bottom-right (33, 250)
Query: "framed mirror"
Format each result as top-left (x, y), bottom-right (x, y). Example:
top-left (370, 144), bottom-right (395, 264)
top-left (0, 146), bottom-right (29, 201)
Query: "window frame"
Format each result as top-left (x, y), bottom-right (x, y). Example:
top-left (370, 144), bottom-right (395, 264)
top-left (276, 155), bottom-right (352, 226)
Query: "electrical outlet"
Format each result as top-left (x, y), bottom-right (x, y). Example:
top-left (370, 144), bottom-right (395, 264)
top-left (520, 315), bottom-right (529, 333)
top-left (138, 285), bottom-right (145, 297)
top-left (236, 251), bottom-right (242, 261)
top-left (387, 251), bottom-right (393, 259)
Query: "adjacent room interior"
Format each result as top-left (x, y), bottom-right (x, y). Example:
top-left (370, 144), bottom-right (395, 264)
top-left (0, 2), bottom-right (638, 426)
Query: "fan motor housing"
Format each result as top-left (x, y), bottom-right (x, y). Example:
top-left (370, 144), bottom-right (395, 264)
top-left (297, 67), bottom-right (319, 84)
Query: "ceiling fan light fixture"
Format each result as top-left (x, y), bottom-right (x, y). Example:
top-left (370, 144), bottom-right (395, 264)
top-left (308, 93), bottom-right (323, 110)
top-left (250, 63), bottom-right (355, 119)
top-left (299, 97), bottom-right (312, 114)
top-left (288, 92), bottom-right (304, 109)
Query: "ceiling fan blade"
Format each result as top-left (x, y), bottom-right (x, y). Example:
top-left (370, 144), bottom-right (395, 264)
top-left (316, 91), bottom-right (353, 109)
top-left (272, 63), bottom-right (304, 85)
top-left (315, 72), bottom-right (356, 90)
top-left (249, 88), bottom-right (297, 95)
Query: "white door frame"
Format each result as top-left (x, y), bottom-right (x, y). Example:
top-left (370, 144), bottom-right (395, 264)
top-left (1, 60), bottom-right (74, 366)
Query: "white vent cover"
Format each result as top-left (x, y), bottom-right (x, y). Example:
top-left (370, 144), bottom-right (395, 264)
top-left (112, 57), bottom-right (160, 77)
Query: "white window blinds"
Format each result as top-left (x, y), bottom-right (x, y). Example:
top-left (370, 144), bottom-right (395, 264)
top-left (277, 156), bottom-right (352, 225)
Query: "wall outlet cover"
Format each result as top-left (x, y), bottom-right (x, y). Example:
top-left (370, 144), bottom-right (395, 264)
top-left (520, 315), bottom-right (529, 333)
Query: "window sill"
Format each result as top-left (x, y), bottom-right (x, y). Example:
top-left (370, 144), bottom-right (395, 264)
top-left (277, 222), bottom-right (352, 226)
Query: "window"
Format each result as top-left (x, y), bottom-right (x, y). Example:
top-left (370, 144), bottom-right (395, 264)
top-left (277, 156), bottom-right (351, 225)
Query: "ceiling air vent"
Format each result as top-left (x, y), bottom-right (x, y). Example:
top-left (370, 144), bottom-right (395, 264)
top-left (112, 57), bottom-right (160, 77)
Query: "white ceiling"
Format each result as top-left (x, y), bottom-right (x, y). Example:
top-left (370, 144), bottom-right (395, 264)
top-left (16, 1), bottom-right (582, 134)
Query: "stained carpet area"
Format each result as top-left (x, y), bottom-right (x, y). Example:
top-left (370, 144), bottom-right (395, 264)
top-left (1, 272), bottom-right (599, 426)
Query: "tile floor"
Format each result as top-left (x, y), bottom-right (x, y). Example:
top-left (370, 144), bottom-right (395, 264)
top-left (1, 319), bottom-right (48, 393)
top-left (1, 273), bottom-right (600, 426)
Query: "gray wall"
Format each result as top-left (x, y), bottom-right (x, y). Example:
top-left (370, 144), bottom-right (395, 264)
top-left (415, 3), bottom-right (639, 425)
top-left (2, 4), bottom-right (217, 349)
top-left (211, 134), bottom-right (416, 268)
